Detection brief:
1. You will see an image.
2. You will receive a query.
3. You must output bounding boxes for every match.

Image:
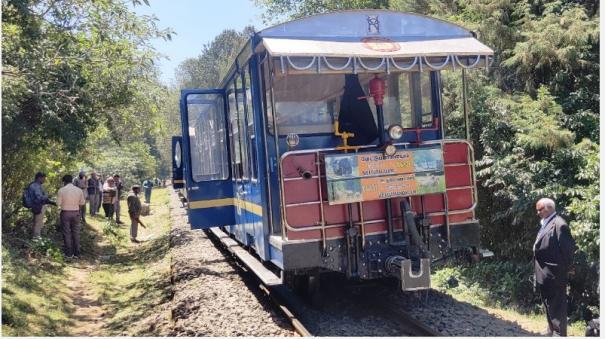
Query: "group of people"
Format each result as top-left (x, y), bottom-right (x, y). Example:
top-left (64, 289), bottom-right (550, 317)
top-left (26, 171), bottom-right (152, 260)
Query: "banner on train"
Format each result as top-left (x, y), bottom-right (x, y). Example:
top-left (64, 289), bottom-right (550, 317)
top-left (325, 146), bottom-right (446, 204)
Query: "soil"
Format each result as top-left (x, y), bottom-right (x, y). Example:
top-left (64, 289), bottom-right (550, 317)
top-left (66, 264), bottom-right (105, 336)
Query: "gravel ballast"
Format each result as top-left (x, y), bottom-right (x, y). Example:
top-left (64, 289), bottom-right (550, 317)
top-left (166, 189), bottom-right (542, 336)
top-left (168, 191), bottom-right (296, 336)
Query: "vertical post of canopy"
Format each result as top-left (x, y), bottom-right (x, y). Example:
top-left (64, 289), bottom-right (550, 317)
top-left (462, 69), bottom-right (470, 141)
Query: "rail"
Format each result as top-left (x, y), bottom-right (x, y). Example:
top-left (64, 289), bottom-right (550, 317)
top-left (205, 227), bottom-right (314, 336)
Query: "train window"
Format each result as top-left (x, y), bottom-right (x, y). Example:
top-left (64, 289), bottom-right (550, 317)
top-left (228, 82), bottom-right (241, 180)
top-left (380, 72), bottom-right (435, 129)
top-left (186, 93), bottom-right (229, 181)
top-left (236, 74), bottom-right (250, 180)
top-left (243, 64), bottom-right (257, 180)
top-left (271, 72), bottom-right (436, 135)
top-left (174, 140), bottom-right (182, 168)
top-left (273, 73), bottom-right (339, 135)
top-left (420, 72), bottom-right (434, 127)
top-left (262, 60), bottom-right (275, 135)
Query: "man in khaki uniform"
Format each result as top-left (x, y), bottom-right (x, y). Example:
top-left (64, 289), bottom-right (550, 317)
top-left (57, 174), bottom-right (85, 258)
top-left (127, 185), bottom-right (143, 242)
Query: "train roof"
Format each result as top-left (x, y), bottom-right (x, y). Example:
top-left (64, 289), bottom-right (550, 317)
top-left (256, 10), bottom-right (493, 59)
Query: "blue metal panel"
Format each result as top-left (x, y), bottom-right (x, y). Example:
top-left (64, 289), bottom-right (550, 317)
top-left (269, 243), bottom-right (284, 269)
top-left (180, 89), bottom-right (236, 229)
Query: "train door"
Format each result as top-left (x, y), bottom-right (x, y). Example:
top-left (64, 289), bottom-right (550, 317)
top-left (180, 89), bottom-right (235, 229)
top-left (227, 77), bottom-right (249, 243)
top-left (241, 63), bottom-right (267, 259)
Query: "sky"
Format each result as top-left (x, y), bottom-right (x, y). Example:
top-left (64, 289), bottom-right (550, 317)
top-left (132, 0), bottom-right (266, 86)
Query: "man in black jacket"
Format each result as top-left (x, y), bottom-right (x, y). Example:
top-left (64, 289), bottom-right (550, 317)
top-left (534, 198), bottom-right (576, 336)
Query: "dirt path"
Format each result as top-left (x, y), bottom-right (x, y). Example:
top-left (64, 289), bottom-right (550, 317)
top-left (64, 219), bottom-right (115, 336)
top-left (66, 264), bottom-right (105, 336)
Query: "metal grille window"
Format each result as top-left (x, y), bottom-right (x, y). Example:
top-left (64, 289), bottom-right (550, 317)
top-left (186, 93), bottom-right (229, 181)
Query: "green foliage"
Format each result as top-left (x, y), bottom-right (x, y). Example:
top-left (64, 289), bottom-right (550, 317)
top-left (29, 237), bottom-right (64, 263)
top-left (255, 0), bottom-right (388, 22)
top-left (433, 261), bottom-right (541, 312)
top-left (2, 243), bottom-right (72, 336)
top-left (176, 27), bottom-right (255, 88)
top-left (2, 0), bottom-right (175, 234)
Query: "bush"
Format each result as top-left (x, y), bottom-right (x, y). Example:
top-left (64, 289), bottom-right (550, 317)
top-left (433, 257), bottom-right (599, 320)
top-left (29, 237), bottom-right (64, 263)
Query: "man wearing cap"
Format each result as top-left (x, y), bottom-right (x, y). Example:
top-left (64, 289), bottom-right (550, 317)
top-left (57, 174), bottom-right (85, 258)
top-left (127, 185), bottom-right (143, 242)
top-left (28, 172), bottom-right (55, 238)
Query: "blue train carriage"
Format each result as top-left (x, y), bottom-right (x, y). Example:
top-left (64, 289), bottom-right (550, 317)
top-left (172, 10), bottom-right (494, 292)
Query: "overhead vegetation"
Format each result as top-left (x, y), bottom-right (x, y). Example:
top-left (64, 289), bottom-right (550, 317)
top-left (2, 0), bottom-right (177, 231)
top-left (175, 27), bottom-right (255, 88)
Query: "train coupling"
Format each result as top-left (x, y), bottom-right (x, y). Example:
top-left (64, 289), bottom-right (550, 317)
top-left (385, 256), bottom-right (431, 291)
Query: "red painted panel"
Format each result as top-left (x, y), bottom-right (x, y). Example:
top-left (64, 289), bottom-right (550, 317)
top-left (286, 205), bottom-right (320, 227)
top-left (447, 188), bottom-right (473, 210)
top-left (444, 143), bottom-right (469, 163)
top-left (420, 193), bottom-right (445, 213)
top-left (284, 179), bottom-right (320, 204)
top-left (282, 154), bottom-right (318, 178)
top-left (445, 165), bottom-right (471, 188)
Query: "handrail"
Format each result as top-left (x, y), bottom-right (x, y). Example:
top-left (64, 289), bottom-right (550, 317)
top-left (278, 139), bottom-right (478, 240)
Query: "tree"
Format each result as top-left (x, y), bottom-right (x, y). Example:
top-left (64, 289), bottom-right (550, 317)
top-left (2, 0), bottom-right (173, 229)
top-left (175, 27), bottom-right (255, 88)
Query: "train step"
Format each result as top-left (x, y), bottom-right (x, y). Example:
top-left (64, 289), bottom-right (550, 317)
top-left (209, 227), bottom-right (282, 286)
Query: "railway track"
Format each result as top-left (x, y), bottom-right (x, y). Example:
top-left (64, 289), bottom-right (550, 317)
top-left (204, 226), bottom-right (440, 336)
top-left (204, 227), bottom-right (314, 336)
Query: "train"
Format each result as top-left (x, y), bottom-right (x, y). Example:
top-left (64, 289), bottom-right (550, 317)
top-left (172, 10), bottom-right (494, 293)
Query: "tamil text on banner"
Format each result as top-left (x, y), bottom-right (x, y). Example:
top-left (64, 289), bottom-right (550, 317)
top-left (325, 146), bottom-right (446, 204)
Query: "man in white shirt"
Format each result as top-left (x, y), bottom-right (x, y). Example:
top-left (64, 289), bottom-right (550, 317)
top-left (57, 174), bottom-right (85, 258)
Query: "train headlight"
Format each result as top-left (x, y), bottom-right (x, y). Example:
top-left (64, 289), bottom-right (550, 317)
top-left (388, 124), bottom-right (404, 140)
top-left (286, 133), bottom-right (300, 148)
top-left (384, 144), bottom-right (397, 156)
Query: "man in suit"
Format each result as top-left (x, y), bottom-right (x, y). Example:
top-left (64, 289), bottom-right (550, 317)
top-left (534, 198), bottom-right (576, 336)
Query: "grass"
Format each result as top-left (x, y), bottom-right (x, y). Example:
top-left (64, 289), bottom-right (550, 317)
top-left (85, 187), bottom-right (172, 336)
top-left (432, 263), bottom-right (585, 336)
top-left (1, 242), bottom-right (73, 336)
top-left (1, 187), bottom-right (173, 336)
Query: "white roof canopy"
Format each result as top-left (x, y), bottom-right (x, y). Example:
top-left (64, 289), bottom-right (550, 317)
top-left (257, 11), bottom-right (494, 74)
top-left (262, 37), bottom-right (493, 58)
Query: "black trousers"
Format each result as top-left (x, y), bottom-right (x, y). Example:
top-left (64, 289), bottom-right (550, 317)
top-left (539, 283), bottom-right (568, 336)
top-left (102, 203), bottom-right (114, 219)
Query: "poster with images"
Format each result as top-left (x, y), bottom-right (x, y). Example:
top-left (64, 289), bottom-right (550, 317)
top-left (325, 146), bottom-right (446, 204)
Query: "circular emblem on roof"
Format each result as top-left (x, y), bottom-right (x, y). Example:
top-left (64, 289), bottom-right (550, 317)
top-left (361, 37), bottom-right (400, 52)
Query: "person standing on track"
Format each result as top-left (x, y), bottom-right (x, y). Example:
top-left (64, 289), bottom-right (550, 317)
top-left (533, 198), bottom-right (576, 336)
